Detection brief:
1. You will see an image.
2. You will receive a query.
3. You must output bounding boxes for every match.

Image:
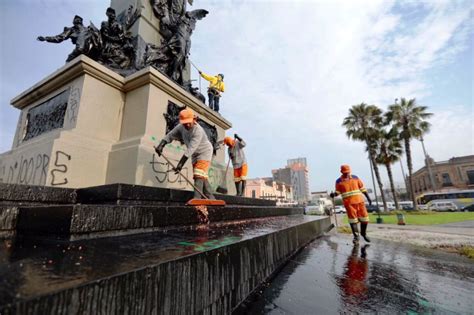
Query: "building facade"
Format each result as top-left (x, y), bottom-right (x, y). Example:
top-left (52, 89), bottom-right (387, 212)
top-left (411, 155), bottom-right (474, 197)
top-left (245, 178), bottom-right (295, 206)
top-left (272, 158), bottom-right (310, 204)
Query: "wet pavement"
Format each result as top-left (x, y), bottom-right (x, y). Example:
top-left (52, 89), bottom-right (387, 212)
top-left (0, 215), bottom-right (324, 309)
top-left (239, 234), bottom-right (474, 314)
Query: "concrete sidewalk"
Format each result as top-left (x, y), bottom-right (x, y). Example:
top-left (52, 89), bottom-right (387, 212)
top-left (237, 234), bottom-right (474, 314)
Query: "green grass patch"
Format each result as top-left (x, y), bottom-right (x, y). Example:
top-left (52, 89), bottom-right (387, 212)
top-left (459, 246), bottom-right (474, 260)
top-left (342, 211), bottom-right (474, 225)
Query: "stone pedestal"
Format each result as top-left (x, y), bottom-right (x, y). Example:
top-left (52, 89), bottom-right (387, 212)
top-left (0, 56), bottom-right (235, 193)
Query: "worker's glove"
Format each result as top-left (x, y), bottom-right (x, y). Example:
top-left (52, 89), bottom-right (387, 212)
top-left (174, 155), bottom-right (188, 174)
top-left (154, 140), bottom-right (167, 156)
top-left (234, 134), bottom-right (242, 141)
top-left (199, 71), bottom-right (202, 75)
top-left (330, 192), bottom-right (336, 198)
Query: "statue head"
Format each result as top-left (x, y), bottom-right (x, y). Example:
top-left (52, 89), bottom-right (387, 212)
top-left (106, 7), bottom-right (116, 20)
top-left (72, 15), bottom-right (83, 26)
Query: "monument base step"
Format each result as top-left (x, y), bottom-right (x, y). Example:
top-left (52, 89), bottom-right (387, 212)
top-left (0, 215), bottom-right (332, 314)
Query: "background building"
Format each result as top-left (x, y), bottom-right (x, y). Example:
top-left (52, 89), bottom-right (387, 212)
top-left (245, 178), bottom-right (295, 206)
top-left (411, 155), bottom-right (474, 197)
top-left (272, 158), bottom-right (310, 204)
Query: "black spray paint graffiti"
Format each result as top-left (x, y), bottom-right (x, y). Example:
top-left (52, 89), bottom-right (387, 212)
top-left (51, 151), bottom-right (71, 186)
top-left (67, 87), bottom-right (81, 125)
top-left (0, 150), bottom-right (71, 186)
top-left (149, 154), bottom-right (189, 187)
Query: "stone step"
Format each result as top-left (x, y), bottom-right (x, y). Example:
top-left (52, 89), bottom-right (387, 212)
top-left (76, 183), bottom-right (276, 206)
top-left (10, 204), bottom-right (303, 239)
top-left (0, 215), bottom-right (332, 314)
top-left (0, 183), bottom-right (276, 207)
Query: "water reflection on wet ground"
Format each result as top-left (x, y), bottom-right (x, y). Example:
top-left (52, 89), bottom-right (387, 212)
top-left (0, 215), bottom-right (317, 307)
top-left (240, 234), bottom-right (474, 314)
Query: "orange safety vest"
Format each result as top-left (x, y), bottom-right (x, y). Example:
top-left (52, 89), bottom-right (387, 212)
top-left (335, 175), bottom-right (367, 205)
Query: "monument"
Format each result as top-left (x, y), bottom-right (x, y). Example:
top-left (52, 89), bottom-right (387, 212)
top-left (0, 1), bottom-right (332, 313)
top-left (0, 0), bottom-right (232, 193)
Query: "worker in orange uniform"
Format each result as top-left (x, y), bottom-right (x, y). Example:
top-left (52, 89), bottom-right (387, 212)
top-left (223, 134), bottom-right (247, 196)
top-left (199, 71), bottom-right (225, 112)
top-left (154, 108), bottom-right (215, 199)
top-left (330, 165), bottom-right (372, 244)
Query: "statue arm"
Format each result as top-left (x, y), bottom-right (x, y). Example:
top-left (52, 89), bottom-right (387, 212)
top-left (39, 27), bottom-right (72, 43)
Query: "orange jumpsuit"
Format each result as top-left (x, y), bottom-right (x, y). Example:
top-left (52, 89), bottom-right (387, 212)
top-left (335, 175), bottom-right (369, 224)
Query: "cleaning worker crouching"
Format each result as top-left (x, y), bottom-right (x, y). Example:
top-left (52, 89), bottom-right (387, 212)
top-left (199, 71), bottom-right (224, 112)
top-left (223, 134), bottom-right (247, 196)
top-left (330, 165), bottom-right (372, 244)
top-left (154, 108), bottom-right (215, 199)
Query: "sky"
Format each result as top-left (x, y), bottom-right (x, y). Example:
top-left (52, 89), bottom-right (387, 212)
top-left (0, 0), bottom-right (473, 193)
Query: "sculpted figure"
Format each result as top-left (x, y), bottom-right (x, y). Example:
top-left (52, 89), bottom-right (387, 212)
top-left (37, 15), bottom-right (101, 62)
top-left (100, 7), bottom-right (134, 68)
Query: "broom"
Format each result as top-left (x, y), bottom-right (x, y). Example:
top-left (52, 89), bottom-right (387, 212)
top-left (216, 158), bottom-right (231, 194)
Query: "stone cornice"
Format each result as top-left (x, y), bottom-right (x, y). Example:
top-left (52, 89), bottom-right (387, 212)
top-left (10, 57), bottom-right (232, 130)
top-left (124, 66), bottom-right (232, 130)
top-left (11, 56), bottom-right (124, 109)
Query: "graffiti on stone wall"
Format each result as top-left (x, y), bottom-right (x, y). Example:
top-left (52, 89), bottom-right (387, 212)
top-left (0, 150), bottom-right (71, 186)
top-left (67, 87), bottom-right (81, 125)
top-left (50, 151), bottom-right (71, 186)
top-left (149, 153), bottom-right (189, 188)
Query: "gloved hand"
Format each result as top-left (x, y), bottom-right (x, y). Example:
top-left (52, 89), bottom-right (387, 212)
top-left (174, 155), bottom-right (188, 174)
top-left (330, 192), bottom-right (336, 198)
top-left (154, 140), bottom-right (167, 156)
top-left (199, 71), bottom-right (202, 75)
top-left (234, 134), bottom-right (242, 141)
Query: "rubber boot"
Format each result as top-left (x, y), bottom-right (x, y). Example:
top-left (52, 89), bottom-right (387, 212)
top-left (235, 181), bottom-right (241, 196)
top-left (350, 223), bottom-right (359, 244)
top-left (193, 178), bottom-right (205, 199)
top-left (240, 180), bottom-right (246, 197)
top-left (203, 179), bottom-right (215, 199)
top-left (360, 223), bottom-right (371, 243)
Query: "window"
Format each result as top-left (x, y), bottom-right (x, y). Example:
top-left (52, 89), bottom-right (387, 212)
top-left (442, 173), bottom-right (452, 187)
top-left (467, 170), bottom-right (474, 185)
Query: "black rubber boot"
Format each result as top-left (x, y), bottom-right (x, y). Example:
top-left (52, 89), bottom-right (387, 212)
top-left (240, 180), bottom-right (246, 197)
top-left (360, 223), bottom-right (371, 242)
top-left (193, 178), bottom-right (205, 199)
top-left (350, 223), bottom-right (359, 244)
top-left (235, 181), bottom-right (241, 196)
top-left (203, 179), bottom-right (215, 199)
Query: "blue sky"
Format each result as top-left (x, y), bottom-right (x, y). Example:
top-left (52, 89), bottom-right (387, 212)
top-left (1, 0), bottom-right (473, 192)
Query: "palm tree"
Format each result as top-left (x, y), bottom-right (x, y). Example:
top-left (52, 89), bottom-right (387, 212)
top-left (343, 103), bottom-right (388, 211)
top-left (374, 127), bottom-right (403, 209)
top-left (386, 98), bottom-right (432, 210)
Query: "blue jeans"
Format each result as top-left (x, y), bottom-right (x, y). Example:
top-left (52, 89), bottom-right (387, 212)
top-left (208, 93), bottom-right (220, 112)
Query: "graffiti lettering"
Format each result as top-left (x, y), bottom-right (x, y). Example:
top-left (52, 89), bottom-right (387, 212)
top-left (51, 151), bottom-right (71, 186)
top-left (149, 154), bottom-right (189, 187)
top-left (0, 150), bottom-right (70, 186)
top-left (67, 87), bottom-right (81, 125)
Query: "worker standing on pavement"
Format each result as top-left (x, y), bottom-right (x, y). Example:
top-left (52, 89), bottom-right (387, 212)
top-left (330, 165), bottom-right (372, 244)
top-left (223, 134), bottom-right (247, 196)
top-left (154, 108), bottom-right (215, 199)
top-left (199, 70), bottom-right (225, 112)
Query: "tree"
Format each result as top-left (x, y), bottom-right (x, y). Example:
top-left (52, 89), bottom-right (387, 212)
top-left (342, 103), bottom-right (388, 211)
top-left (386, 98), bottom-right (432, 210)
top-left (374, 127), bottom-right (403, 209)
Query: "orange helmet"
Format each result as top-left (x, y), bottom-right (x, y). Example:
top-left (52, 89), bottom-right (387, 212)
top-left (340, 164), bottom-right (351, 174)
top-left (179, 108), bottom-right (195, 124)
top-left (223, 136), bottom-right (235, 147)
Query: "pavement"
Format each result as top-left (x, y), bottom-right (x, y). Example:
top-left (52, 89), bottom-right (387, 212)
top-left (238, 234), bottom-right (474, 314)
